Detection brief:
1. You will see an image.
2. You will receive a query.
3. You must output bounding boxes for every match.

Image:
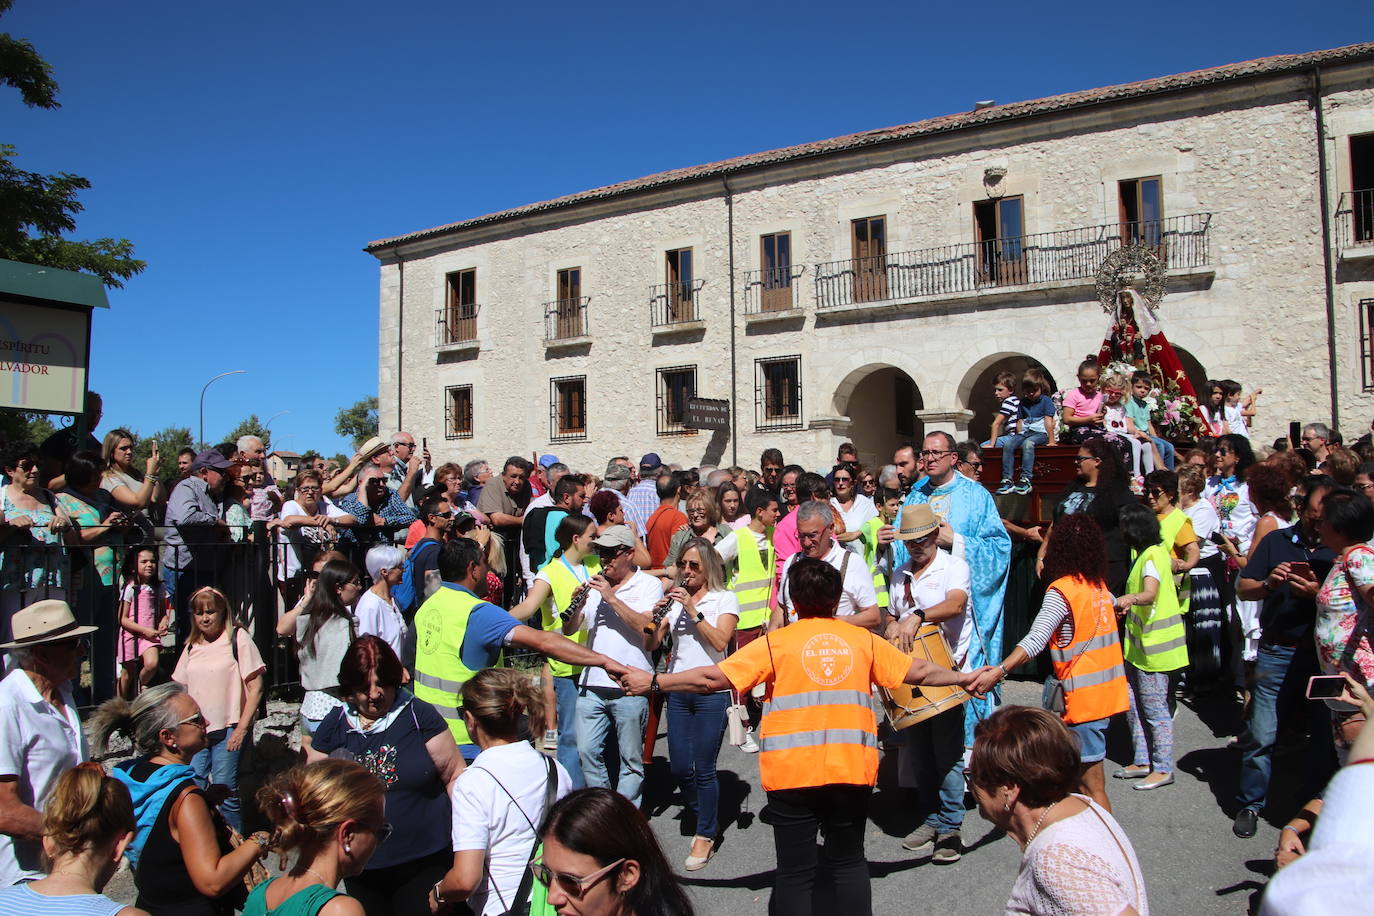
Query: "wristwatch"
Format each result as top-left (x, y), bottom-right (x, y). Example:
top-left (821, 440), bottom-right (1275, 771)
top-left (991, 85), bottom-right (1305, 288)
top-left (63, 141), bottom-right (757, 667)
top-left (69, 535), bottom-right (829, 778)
top-left (913, 608), bottom-right (928, 626)
top-left (430, 882), bottom-right (445, 907)
top-left (694, 611), bottom-right (706, 623)
top-left (650, 673), bottom-right (661, 695)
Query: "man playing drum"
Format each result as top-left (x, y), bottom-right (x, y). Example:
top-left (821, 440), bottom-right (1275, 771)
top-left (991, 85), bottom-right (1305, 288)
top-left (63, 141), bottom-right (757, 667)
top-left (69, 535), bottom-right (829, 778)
top-left (887, 504), bottom-right (973, 864)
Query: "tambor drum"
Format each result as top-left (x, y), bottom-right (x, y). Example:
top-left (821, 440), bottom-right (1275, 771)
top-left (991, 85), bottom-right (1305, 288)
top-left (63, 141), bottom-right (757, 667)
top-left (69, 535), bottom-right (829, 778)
top-left (878, 624), bottom-right (969, 730)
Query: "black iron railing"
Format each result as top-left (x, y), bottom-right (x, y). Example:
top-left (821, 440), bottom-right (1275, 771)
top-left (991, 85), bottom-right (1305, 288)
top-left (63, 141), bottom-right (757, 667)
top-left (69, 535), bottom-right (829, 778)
top-left (650, 280), bottom-right (705, 327)
top-left (813, 212), bottom-right (1212, 309)
top-left (544, 296), bottom-right (590, 340)
top-left (742, 265), bottom-right (806, 314)
top-left (435, 304), bottom-right (480, 346)
top-left (1337, 189), bottom-right (1374, 251)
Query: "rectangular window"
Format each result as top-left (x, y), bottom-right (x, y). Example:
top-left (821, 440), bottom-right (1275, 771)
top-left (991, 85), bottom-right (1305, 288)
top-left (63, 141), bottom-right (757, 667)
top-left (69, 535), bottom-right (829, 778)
top-left (973, 197), bottom-right (1025, 285)
top-left (1352, 134), bottom-right (1374, 244)
top-left (444, 269), bottom-right (478, 343)
top-left (553, 267), bottom-right (585, 338)
top-left (850, 216), bottom-right (887, 302)
top-left (550, 376), bottom-right (587, 441)
top-left (756, 356), bottom-right (802, 431)
top-left (444, 385), bottom-right (473, 439)
top-left (666, 248), bottom-right (695, 321)
top-left (760, 232), bottom-right (793, 311)
top-left (1119, 177), bottom-right (1164, 251)
top-left (656, 366), bottom-right (698, 437)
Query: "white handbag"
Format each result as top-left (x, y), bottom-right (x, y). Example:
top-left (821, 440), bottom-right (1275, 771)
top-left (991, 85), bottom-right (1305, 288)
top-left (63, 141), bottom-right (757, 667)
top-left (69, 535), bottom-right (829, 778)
top-left (726, 703), bottom-right (748, 746)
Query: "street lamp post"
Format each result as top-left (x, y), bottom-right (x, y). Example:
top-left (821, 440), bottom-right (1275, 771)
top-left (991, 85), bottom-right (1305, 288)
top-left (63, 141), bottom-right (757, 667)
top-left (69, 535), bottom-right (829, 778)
top-left (199, 370), bottom-right (246, 448)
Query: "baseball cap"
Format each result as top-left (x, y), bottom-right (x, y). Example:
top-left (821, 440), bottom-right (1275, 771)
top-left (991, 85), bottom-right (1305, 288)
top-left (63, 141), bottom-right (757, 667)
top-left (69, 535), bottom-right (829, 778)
top-left (604, 465), bottom-right (633, 483)
top-left (539, 454), bottom-right (559, 468)
top-left (639, 452), bottom-right (662, 470)
top-left (191, 449), bottom-right (234, 473)
top-left (591, 525), bottom-right (636, 551)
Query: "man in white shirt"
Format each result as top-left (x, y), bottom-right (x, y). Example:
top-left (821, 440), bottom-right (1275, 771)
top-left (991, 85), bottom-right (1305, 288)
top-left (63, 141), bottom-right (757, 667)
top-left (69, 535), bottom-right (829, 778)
top-left (885, 504), bottom-right (972, 865)
top-left (570, 526), bottom-right (660, 806)
top-left (774, 502), bottom-right (879, 629)
top-left (0, 601), bottom-right (94, 888)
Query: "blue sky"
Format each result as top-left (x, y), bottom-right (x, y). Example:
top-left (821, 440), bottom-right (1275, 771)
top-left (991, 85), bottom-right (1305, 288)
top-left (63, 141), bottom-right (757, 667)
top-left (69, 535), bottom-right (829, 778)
top-left (3, 1), bottom-right (1367, 457)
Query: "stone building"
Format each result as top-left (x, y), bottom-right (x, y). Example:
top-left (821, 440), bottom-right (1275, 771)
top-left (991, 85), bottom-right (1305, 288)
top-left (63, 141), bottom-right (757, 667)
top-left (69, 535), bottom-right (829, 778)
top-left (367, 44), bottom-right (1374, 471)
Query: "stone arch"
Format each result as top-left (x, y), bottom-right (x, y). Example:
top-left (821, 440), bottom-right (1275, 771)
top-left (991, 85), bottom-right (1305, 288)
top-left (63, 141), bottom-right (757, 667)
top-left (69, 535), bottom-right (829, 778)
top-left (831, 360), bottom-right (926, 469)
top-left (954, 351), bottom-right (1060, 444)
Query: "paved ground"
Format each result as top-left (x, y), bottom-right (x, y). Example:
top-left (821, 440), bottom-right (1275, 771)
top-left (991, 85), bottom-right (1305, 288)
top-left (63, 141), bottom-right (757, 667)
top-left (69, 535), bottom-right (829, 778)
top-left (104, 680), bottom-right (1296, 914)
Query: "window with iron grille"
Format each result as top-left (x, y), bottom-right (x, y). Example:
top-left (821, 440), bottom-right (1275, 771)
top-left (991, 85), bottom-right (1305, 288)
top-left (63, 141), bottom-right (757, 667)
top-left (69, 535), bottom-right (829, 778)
top-left (756, 356), bottom-right (802, 431)
top-left (1361, 299), bottom-right (1374, 391)
top-left (657, 366), bottom-right (697, 437)
top-left (444, 385), bottom-right (473, 439)
top-left (550, 376), bottom-right (587, 441)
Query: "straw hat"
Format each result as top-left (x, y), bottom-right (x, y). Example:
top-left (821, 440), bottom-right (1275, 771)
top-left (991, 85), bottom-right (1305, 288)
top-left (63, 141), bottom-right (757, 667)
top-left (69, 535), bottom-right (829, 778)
top-left (0, 599), bottom-right (98, 649)
top-left (358, 436), bottom-right (390, 459)
top-left (892, 504), bottom-right (940, 541)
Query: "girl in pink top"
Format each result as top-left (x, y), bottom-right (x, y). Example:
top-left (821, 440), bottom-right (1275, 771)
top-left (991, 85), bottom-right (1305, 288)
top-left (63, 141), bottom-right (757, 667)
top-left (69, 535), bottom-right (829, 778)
top-left (1061, 356), bottom-right (1108, 445)
top-left (117, 546), bottom-right (170, 699)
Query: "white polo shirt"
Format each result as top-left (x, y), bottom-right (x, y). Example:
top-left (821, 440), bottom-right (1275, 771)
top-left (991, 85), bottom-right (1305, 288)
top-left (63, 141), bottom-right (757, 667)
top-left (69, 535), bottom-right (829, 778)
top-left (889, 548), bottom-right (973, 668)
top-left (577, 570), bottom-right (661, 689)
top-left (778, 540), bottom-right (877, 620)
top-left (0, 667), bottom-right (87, 887)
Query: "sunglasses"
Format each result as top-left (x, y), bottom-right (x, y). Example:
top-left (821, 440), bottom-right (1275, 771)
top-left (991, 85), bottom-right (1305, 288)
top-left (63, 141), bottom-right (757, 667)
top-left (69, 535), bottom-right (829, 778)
top-left (1072, 456), bottom-right (1098, 464)
top-left (595, 546), bottom-right (629, 560)
top-left (833, 475), bottom-right (853, 483)
top-left (529, 857), bottom-right (625, 897)
top-left (176, 713), bottom-right (208, 729)
top-left (1145, 488), bottom-right (1166, 498)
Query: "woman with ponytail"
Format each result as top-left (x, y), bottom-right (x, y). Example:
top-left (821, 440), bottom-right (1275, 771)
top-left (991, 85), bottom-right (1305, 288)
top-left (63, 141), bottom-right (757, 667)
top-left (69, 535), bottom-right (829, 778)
top-left (89, 682), bottom-right (270, 915)
top-left (247, 759), bottom-right (387, 916)
top-left (0, 762), bottom-right (147, 915)
top-left (431, 668), bottom-right (572, 915)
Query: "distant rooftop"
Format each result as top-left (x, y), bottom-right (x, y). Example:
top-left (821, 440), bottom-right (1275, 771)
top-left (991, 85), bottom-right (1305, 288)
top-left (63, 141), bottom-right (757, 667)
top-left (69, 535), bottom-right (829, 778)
top-left (366, 42), bottom-right (1374, 254)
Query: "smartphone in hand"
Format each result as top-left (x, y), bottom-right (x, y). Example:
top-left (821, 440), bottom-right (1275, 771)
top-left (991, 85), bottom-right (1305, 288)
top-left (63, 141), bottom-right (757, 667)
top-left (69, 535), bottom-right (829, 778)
top-left (1307, 675), bottom-right (1347, 699)
top-left (1289, 561), bottom-right (1313, 580)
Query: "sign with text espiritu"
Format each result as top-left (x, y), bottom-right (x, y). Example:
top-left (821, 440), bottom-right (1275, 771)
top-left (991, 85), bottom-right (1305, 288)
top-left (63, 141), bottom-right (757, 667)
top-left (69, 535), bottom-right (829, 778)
top-left (684, 397), bottom-right (731, 431)
top-left (0, 300), bottom-right (91, 414)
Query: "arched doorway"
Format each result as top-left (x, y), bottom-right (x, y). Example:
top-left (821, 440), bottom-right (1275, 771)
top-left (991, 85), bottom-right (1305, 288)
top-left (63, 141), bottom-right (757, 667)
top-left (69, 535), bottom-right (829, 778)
top-left (959, 354), bottom-right (1058, 445)
top-left (1170, 345), bottom-right (1209, 401)
top-left (838, 365), bottom-right (924, 469)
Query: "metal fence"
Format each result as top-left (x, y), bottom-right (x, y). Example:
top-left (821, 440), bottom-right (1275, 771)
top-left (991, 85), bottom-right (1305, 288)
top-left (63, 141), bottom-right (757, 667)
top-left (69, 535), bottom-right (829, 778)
top-left (1337, 189), bottom-right (1374, 251)
top-left (435, 303), bottom-right (480, 346)
top-left (741, 265), bottom-right (805, 314)
top-left (544, 296), bottom-right (590, 341)
top-left (813, 213), bottom-right (1213, 309)
top-left (649, 279), bottom-right (705, 327)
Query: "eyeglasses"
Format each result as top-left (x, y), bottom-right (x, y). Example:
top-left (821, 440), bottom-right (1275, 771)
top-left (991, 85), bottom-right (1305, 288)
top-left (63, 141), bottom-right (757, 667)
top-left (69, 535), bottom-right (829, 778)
top-left (1072, 456), bottom-right (1098, 464)
top-left (1145, 488), bottom-right (1166, 499)
top-left (176, 713), bottom-right (208, 729)
top-left (960, 461), bottom-right (983, 471)
top-left (918, 450), bottom-right (953, 459)
top-left (394, 442), bottom-right (415, 449)
top-left (833, 475), bottom-right (853, 483)
top-left (297, 485), bottom-right (321, 493)
top-left (1357, 482), bottom-right (1374, 493)
top-left (365, 821), bottom-right (395, 845)
top-left (595, 546), bottom-right (629, 560)
top-left (681, 559), bottom-right (703, 570)
top-left (429, 510), bottom-right (454, 519)
top-left (529, 857), bottom-right (626, 897)
top-left (909, 531), bottom-right (938, 546)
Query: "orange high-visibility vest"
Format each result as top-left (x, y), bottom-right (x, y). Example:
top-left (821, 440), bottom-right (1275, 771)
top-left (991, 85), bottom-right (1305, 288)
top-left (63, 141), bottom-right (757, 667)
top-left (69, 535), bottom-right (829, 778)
top-left (1049, 576), bottom-right (1130, 725)
top-left (755, 618), bottom-right (886, 791)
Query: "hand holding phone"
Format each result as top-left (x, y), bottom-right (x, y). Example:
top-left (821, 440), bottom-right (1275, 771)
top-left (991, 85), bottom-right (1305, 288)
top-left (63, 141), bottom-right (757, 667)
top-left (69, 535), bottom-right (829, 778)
top-left (1288, 561), bottom-right (1313, 581)
top-left (1307, 675), bottom-right (1347, 699)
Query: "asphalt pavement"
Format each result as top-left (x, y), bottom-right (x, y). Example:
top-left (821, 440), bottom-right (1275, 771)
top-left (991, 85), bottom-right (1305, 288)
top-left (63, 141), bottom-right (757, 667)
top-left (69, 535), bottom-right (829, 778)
top-left (104, 680), bottom-right (1288, 914)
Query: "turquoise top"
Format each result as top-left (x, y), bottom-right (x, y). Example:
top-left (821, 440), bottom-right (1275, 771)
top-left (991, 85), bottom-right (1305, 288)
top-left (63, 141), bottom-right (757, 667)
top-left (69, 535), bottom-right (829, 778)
top-left (243, 878), bottom-right (340, 916)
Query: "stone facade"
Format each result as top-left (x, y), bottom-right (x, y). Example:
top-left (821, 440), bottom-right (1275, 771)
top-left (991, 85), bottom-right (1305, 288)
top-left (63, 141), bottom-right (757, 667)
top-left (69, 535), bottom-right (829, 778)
top-left (371, 49), bottom-right (1374, 473)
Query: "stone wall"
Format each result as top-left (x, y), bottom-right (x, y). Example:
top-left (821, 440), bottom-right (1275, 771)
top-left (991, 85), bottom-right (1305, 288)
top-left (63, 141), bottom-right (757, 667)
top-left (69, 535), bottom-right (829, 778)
top-left (377, 67), bottom-right (1374, 473)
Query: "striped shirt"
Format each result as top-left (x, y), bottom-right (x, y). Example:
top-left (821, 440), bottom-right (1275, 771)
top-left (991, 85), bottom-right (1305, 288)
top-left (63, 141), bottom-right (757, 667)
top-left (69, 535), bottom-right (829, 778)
top-left (0, 883), bottom-right (126, 916)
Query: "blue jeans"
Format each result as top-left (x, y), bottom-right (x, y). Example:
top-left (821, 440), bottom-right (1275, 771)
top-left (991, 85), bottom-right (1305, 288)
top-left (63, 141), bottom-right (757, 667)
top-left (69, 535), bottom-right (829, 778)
top-left (553, 676), bottom-right (586, 789)
top-left (666, 691), bottom-right (730, 838)
top-left (997, 429), bottom-right (1048, 482)
top-left (575, 688), bottom-right (648, 805)
top-left (191, 726), bottom-right (242, 833)
top-left (905, 705), bottom-right (965, 832)
top-left (1236, 643), bottom-right (1331, 811)
top-left (1151, 436), bottom-right (1177, 470)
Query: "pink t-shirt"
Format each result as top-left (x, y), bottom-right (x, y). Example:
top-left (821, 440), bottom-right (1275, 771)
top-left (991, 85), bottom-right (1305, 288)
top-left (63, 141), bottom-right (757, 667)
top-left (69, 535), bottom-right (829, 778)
top-left (1062, 387), bottom-right (1104, 419)
top-left (770, 510), bottom-right (802, 612)
top-left (172, 628), bottom-right (266, 733)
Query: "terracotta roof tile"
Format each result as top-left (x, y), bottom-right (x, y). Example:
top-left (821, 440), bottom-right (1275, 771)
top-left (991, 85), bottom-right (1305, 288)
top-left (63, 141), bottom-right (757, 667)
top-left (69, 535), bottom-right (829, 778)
top-left (366, 42), bottom-right (1374, 254)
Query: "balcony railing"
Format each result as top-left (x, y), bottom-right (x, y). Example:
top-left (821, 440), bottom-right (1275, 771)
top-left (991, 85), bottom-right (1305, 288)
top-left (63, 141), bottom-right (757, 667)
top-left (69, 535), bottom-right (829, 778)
top-left (1337, 189), bottom-right (1374, 252)
top-left (813, 213), bottom-right (1212, 309)
top-left (650, 279), bottom-right (705, 327)
top-left (544, 296), bottom-right (590, 341)
top-left (435, 304), bottom-right (480, 347)
top-left (742, 265), bottom-right (806, 314)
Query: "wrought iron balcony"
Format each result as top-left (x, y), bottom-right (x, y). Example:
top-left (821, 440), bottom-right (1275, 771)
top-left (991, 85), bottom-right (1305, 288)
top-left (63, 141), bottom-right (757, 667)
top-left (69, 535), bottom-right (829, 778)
top-left (650, 280), bottom-right (705, 328)
top-left (813, 213), bottom-right (1212, 310)
top-left (742, 265), bottom-right (806, 315)
top-left (1337, 189), bottom-right (1374, 255)
top-left (434, 304), bottom-right (480, 348)
top-left (544, 296), bottom-right (590, 342)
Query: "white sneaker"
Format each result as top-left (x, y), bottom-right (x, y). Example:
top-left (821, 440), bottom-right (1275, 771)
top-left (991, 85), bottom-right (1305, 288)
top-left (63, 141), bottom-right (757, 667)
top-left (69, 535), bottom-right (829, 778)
top-left (740, 728), bottom-right (759, 753)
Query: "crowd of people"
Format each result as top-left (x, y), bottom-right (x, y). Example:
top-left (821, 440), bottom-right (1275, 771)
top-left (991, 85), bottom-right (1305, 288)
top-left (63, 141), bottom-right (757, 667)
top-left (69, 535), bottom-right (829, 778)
top-left (1, 370), bottom-right (1373, 915)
